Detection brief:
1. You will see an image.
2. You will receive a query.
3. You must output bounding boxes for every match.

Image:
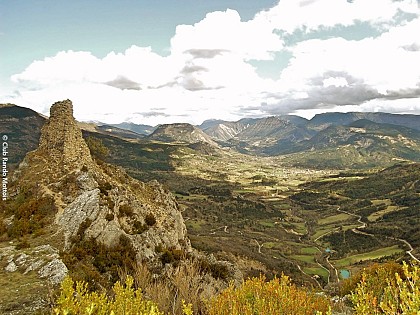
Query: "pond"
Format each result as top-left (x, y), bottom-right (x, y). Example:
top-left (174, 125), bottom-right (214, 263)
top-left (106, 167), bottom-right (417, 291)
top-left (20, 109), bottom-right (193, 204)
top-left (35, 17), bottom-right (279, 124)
top-left (340, 269), bottom-right (351, 279)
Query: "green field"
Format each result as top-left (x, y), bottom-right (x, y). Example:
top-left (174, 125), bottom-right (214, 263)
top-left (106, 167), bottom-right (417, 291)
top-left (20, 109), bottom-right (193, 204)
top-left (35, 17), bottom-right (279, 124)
top-left (290, 255), bottom-right (316, 264)
top-left (301, 247), bottom-right (320, 255)
top-left (333, 245), bottom-right (404, 268)
top-left (367, 205), bottom-right (400, 222)
top-left (303, 267), bottom-right (330, 282)
top-left (318, 213), bottom-right (353, 225)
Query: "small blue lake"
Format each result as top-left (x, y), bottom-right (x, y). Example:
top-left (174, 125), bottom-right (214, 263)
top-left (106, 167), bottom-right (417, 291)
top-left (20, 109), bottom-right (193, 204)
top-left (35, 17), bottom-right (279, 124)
top-left (340, 269), bottom-right (351, 279)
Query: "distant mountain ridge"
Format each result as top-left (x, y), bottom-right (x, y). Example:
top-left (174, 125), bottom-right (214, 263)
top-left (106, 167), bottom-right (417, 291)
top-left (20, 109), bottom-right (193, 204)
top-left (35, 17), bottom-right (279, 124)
top-left (148, 123), bottom-right (219, 147)
top-left (308, 112), bottom-right (420, 131)
top-left (110, 122), bottom-right (155, 135)
top-left (1, 103), bottom-right (420, 169)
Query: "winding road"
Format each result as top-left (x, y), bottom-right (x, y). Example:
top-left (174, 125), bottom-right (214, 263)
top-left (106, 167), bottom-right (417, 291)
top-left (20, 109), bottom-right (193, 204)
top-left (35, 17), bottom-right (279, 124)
top-left (337, 207), bottom-right (420, 262)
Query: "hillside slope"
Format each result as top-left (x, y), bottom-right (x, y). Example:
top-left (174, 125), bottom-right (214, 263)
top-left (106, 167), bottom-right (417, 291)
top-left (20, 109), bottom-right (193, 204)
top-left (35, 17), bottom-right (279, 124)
top-left (0, 100), bottom-right (192, 313)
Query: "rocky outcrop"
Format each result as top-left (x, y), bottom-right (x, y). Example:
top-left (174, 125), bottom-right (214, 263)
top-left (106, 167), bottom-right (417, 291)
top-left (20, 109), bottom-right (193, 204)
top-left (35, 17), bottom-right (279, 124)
top-left (13, 99), bottom-right (191, 265)
top-left (37, 99), bottom-right (94, 171)
top-left (3, 99), bottom-right (238, 314)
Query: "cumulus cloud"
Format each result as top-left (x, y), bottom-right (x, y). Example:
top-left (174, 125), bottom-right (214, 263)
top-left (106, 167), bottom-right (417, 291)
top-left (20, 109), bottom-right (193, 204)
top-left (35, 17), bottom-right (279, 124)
top-left (171, 9), bottom-right (283, 60)
top-left (256, 0), bottom-right (419, 34)
top-left (2, 1), bottom-right (420, 124)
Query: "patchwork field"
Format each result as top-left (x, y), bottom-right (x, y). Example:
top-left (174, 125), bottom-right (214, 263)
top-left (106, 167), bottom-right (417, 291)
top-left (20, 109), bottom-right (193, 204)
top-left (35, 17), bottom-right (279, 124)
top-left (86, 133), bottom-right (419, 287)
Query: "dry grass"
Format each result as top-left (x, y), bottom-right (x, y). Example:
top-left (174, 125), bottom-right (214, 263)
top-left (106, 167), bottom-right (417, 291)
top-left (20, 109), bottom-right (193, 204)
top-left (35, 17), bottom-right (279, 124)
top-left (122, 259), bottom-right (224, 315)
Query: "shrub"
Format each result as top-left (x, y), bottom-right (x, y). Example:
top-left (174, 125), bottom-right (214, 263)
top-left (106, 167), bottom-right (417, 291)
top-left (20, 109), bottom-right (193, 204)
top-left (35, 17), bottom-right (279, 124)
top-left (105, 213), bottom-right (114, 221)
top-left (98, 182), bottom-right (112, 196)
top-left (7, 196), bottom-right (55, 238)
top-left (145, 213), bottom-right (157, 226)
top-left (53, 276), bottom-right (166, 315)
top-left (199, 259), bottom-right (230, 280)
top-left (340, 262), bottom-right (403, 297)
top-left (119, 204), bottom-right (134, 217)
top-left (63, 235), bottom-right (137, 289)
top-left (86, 136), bottom-right (109, 160)
top-left (350, 262), bottom-right (419, 314)
top-left (207, 275), bottom-right (331, 315)
top-left (133, 221), bottom-right (148, 234)
top-left (15, 238), bottom-right (30, 249)
top-left (105, 196), bottom-right (115, 209)
top-left (160, 247), bottom-right (185, 265)
top-left (0, 220), bottom-right (6, 236)
top-left (70, 218), bottom-right (92, 243)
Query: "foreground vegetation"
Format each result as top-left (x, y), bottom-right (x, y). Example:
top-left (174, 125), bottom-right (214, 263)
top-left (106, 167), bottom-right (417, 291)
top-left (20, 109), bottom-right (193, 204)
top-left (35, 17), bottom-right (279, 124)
top-left (53, 261), bottom-right (420, 314)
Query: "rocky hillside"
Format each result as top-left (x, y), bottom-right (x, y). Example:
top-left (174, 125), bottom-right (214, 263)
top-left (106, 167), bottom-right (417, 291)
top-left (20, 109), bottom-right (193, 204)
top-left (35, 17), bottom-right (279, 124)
top-left (1, 100), bottom-right (192, 313)
top-left (148, 122), bottom-right (219, 147)
top-left (281, 119), bottom-right (420, 168)
top-left (200, 118), bottom-right (256, 141)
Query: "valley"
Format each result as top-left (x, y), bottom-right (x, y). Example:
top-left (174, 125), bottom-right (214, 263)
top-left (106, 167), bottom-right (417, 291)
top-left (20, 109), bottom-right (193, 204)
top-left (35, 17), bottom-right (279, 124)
top-left (1, 103), bottom-right (420, 313)
top-left (167, 149), bottom-right (419, 288)
top-left (88, 130), bottom-right (419, 288)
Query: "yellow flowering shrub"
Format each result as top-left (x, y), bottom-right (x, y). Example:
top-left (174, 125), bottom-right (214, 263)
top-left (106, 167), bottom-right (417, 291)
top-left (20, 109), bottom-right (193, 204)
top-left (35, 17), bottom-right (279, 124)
top-left (351, 262), bottom-right (420, 314)
top-left (207, 275), bottom-right (332, 315)
top-left (53, 276), bottom-right (164, 315)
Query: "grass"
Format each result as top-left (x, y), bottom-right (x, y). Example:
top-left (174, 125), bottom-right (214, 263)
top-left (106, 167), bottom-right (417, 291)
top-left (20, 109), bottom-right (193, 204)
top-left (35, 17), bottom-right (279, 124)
top-left (302, 267), bottom-right (330, 281)
top-left (333, 245), bottom-right (404, 268)
top-left (301, 247), bottom-right (320, 255)
top-left (367, 205), bottom-right (400, 222)
top-left (0, 269), bottom-right (50, 314)
top-left (318, 213), bottom-right (353, 225)
top-left (185, 219), bottom-right (207, 232)
top-left (290, 255), bottom-right (316, 264)
top-left (259, 220), bottom-right (276, 228)
top-left (311, 226), bottom-right (338, 241)
top-left (263, 242), bottom-right (281, 249)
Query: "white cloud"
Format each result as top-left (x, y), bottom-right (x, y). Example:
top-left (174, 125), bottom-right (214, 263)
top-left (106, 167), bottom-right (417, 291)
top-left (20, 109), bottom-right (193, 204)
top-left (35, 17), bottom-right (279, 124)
top-left (256, 0), bottom-right (419, 34)
top-left (3, 1), bottom-right (420, 124)
top-left (260, 14), bottom-right (420, 116)
top-left (171, 9), bottom-right (283, 60)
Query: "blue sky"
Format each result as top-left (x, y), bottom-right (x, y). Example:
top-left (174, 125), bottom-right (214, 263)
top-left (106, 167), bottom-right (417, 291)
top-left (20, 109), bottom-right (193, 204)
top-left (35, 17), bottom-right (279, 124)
top-left (0, 1), bottom-right (277, 78)
top-left (1, 0), bottom-right (420, 125)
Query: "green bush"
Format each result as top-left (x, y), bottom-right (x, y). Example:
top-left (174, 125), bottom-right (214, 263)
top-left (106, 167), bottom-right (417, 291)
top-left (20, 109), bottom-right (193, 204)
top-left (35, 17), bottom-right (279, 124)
top-left (160, 247), bottom-right (185, 265)
top-left (198, 259), bottom-right (230, 280)
top-left (15, 238), bottom-right (31, 249)
top-left (98, 182), bottom-right (112, 196)
top-left (62, 235), bottom-right (137, 289)
top-left (340, 262), bottom-right (403, 297)
top-left (133, 221), bottom-right (148, 234)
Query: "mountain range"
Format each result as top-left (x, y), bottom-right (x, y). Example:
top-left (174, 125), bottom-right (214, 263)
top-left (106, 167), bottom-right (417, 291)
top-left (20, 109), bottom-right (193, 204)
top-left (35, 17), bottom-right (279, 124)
top-left (2, 104), bottom-right (420, 171)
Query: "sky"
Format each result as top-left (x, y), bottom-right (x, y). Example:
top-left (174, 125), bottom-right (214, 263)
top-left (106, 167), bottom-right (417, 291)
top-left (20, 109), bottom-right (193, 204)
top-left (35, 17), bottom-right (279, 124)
top-left (1, 0), bottom-right (420, 126)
